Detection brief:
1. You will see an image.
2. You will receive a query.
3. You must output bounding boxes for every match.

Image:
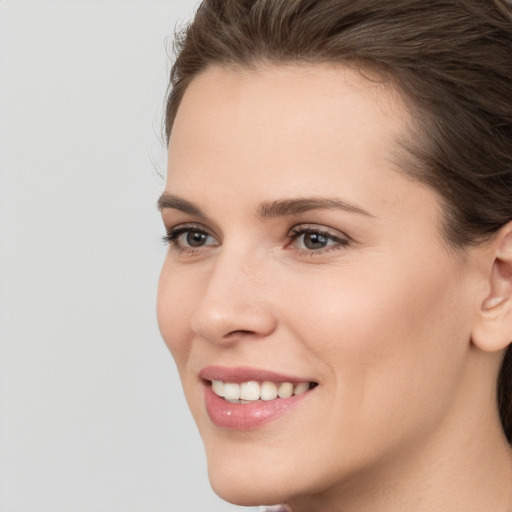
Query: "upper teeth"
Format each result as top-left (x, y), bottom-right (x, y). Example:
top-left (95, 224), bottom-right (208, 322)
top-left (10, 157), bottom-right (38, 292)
top-left (211, 380), bottom-right (310, 402)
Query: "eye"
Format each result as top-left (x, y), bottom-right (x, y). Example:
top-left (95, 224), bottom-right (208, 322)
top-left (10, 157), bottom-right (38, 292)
top-left (163, 225), bottom-right (219, 252)
top-left (288, 225), bottom-right (349, 254)
top-left (297, 231), bottom-right (334, 250)
top-left (180, 230), bottom-right (210, 247)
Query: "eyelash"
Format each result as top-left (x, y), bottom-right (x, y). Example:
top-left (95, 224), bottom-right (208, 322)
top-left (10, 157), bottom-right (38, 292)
top-left (161, 224), bottom-right (214, 255)
top-left (287, 225), bottom-right (350, 256)
top-left (162, 223), bottom-right (350, 256)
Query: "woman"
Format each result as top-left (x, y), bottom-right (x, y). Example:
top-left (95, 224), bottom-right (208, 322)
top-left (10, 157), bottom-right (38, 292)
top-left (157, 1), bottom-right (512, 510)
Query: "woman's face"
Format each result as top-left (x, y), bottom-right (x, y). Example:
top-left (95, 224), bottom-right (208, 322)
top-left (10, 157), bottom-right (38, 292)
top-left (157, 64), bottom-right (481, 506)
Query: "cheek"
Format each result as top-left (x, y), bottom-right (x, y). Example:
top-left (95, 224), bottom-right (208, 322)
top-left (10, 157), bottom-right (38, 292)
top-left (283, 256), bottom-right (471, 435)
top-left (156, 260), bottom-right (197, 369)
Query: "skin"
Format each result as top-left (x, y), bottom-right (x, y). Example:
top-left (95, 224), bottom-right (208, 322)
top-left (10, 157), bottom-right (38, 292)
top-left (157, 64), bottom-right (512, 511)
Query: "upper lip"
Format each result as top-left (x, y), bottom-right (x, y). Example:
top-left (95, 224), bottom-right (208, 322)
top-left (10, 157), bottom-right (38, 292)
top-left (199, 365), bottom-right (315, 384)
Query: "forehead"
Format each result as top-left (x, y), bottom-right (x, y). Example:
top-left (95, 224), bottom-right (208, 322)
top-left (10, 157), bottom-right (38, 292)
top-left (171, 62), bottom-right (407, 138)
top-left (166, 63), bottom-right (419, 216)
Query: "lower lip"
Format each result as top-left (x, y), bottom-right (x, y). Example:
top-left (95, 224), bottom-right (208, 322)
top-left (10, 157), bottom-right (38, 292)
top-left (204, 384), bottom-right (309, 430)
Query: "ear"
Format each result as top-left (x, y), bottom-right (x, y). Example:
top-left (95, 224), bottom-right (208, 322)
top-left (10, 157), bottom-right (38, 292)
top-left (472, 222), bottom-right (512, 352)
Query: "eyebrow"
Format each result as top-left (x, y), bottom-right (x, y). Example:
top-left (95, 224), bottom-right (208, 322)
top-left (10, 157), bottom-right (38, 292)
top-left (256, 197), bottom-right (374, 218)
top-left (157, 193), bottom-right (373, 219)
top-left (158, 193), bottom-right (205, 217)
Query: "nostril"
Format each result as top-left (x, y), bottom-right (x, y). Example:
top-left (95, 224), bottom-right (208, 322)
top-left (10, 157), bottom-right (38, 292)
top-left (226, 329), bottom-right (256, 337)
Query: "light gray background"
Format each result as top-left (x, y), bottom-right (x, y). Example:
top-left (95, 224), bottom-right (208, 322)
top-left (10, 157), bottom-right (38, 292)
top-left (0, 1), bottom-right (257, 510)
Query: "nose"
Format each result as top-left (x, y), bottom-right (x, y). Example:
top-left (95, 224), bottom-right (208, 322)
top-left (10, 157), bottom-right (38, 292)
top-left (190, 249), bottom-right (277, 345)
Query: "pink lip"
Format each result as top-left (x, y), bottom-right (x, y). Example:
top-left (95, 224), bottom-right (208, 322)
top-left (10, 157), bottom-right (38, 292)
top-left (199, 365), bottom-right (311, 384)
top-left (203, 385), bottom-right (308, 430)
top-left (200, 366), bottom-right (316, 430)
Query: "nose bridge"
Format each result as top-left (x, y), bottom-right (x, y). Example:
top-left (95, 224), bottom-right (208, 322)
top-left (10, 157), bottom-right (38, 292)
top-left (190, 244), bottom-right (276, 343)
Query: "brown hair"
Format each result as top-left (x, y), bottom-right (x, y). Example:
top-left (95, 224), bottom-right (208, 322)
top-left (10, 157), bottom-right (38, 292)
top-left (165, 0), bottom-right (512, 439)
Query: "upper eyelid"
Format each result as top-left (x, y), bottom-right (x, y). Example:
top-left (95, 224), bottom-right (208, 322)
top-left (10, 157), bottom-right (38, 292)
top-left (163, 224), bottom-right (219, 250)
top-left (167, 223), bottom-right (347, 237)
top-left (161, 210), bottom-right (222, 235)
top-left (164, 223), bottom-right (351, 250)
top-left (286, 226), bottom-right (352, 258)
top-left (166, 222), bottom-right (217, 237)
top-left (288, 223), bottom-right (350, 239)
top-left (168, 222), bottom-right (207, 232)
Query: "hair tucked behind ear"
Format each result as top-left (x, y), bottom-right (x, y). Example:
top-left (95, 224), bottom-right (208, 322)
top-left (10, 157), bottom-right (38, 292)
top-left (498, 347), bottom-right (512, 440)
top-left (165, 0), bottom-right (512, 441)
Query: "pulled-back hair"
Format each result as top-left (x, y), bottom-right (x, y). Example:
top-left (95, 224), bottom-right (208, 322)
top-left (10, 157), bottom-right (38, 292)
top-left (165, 0), bottom-right (512, 440)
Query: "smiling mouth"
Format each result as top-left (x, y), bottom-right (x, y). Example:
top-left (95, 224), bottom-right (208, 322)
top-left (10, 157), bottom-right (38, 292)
top-left (208, 379), bottom-right (318, 403)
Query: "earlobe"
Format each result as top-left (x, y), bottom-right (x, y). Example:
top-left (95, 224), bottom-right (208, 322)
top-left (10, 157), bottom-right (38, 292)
top-left (482, 296), bottom-right (506, 311)
top-left (472, 224), bottom-right (512, 353)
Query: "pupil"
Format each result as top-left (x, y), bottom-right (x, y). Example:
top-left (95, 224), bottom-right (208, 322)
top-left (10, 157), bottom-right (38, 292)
top-left (187, 231), bottom-right (207, 247)
top-left (305, 232), bottom-right (327, 250)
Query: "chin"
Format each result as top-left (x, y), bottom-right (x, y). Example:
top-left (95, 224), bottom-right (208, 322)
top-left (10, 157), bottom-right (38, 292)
top-left (207, 462), bottom-right (290, 507)
top-left (203, 442), bottom-right (298, 506)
